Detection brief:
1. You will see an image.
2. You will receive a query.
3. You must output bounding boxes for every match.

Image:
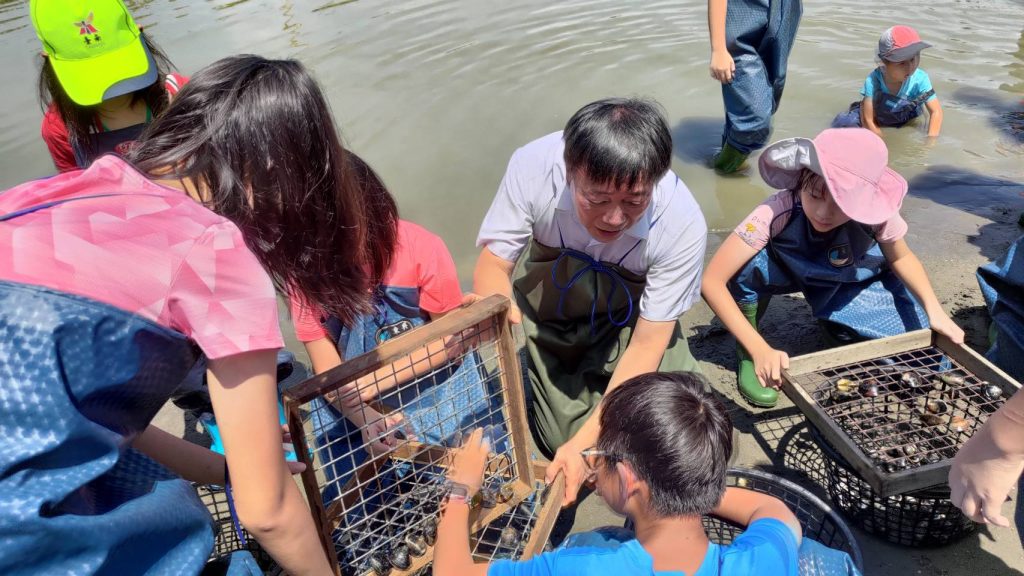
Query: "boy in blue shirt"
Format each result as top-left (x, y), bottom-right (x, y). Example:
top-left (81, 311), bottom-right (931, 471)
top-left (833, 25), bottom-right (944, 138)
top-left (435, 372), bottom-right (802, 576)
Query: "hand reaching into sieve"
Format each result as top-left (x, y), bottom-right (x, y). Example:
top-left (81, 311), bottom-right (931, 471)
top-left (949, 388), bottom-right (1024, 527)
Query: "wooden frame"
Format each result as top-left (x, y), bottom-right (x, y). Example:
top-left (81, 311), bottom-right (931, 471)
top-left (781, 329), bottom-right (1021, 497)
top-left (281, 296), bottom-right (540, 575)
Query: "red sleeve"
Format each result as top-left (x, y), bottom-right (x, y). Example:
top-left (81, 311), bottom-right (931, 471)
top-left (164, 73), bottom-right (189, 97)
top-left (411, 226), bottom-right (464, 315)
top-left (288, 292), bottom-right (329, 343)
top-left (40, 106), bottom-right (78, 173)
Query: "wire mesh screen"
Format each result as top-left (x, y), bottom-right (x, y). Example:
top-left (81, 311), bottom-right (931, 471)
top-left (784, 332), bottom-right (1019, 496)
top-left (194, 484), bottom-right (276, 572)
top-left (702, 469), bottom-right (863, 571)
top-left (282, 297), bottom-right (537, 576)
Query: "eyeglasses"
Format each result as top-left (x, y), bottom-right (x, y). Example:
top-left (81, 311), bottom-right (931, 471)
top-left (579, 447), bottom-right (613, 482)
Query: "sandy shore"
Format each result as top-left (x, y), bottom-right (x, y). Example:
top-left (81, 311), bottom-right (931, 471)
top-left (153, 173), bottom-right (1024, 574)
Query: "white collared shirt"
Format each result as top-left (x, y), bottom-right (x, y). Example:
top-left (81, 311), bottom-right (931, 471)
top-left (477, 131), bottom-right (707, 322)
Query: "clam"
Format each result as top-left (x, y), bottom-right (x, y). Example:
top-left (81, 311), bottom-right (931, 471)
top-left (422, 518), bottom-right (437, 546)
top-left (499, 526), bottom-right (520, 548)
top-left (367, 553), bottom-right (391, 576)
top-left (859, 379), bottom-right (880, 398)
top-left (902, 444), bottom-right (923, 464)
top-left (404, 532), bottom-right (427, 557)
top-left (980, 382), bottom-right (1003, 400)
top-left (901, 370), bottom-right (927, 389)
top-left (925, 399), bottom-right (948, 415)
top-left (938, 372), bottom-right (966, 387)
top-left (389, 545), bottom-right (411, 570)
top-left (497, 483), bottom-right (515, 503)
top-left (920, 413), bottom-right (944, 427)
top-left (950, 416), bottom-right (971, 433)
top-left (832, 378), bottom-right (858, 401)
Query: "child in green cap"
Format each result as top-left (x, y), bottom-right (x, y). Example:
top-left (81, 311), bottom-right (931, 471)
top-left (31, 0), bottom-right (187, 173)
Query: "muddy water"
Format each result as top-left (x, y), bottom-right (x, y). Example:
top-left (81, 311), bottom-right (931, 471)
top-left (0, 0), bottom-right (1021, 278)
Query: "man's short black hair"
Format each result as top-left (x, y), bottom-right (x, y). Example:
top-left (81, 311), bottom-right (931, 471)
top-left (598, 372), bottom-right (733, 517)
top-left (563, 97), bottom-right (672, 190)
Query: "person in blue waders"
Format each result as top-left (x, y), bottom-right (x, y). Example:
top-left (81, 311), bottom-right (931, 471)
top-left (473, 98), bottom-right (708, 509)
top-left (0, 56), bottom-right (398, 575)
top-left (285, 153), bottom-right (503, 508)
top-left (701, 128), bottom-right (965, 406)
top-left (831, 25), bottom-right (944, 139)
top-left (946, 233), bottom-right (1024, 546)
top-left (707, 0), bottom-right (802, 174)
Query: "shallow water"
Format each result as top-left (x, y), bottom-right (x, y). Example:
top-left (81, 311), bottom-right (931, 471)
top-left (0, 0), bottom-right (1021, 277)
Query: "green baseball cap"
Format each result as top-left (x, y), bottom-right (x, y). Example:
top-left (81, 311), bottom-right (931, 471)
top-left (30, 0), bottom-right (157, 106)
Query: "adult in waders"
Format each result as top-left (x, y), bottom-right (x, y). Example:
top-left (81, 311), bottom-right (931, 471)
top-left (473, 98), bottom-right (708, 506)
top-left (0, 56), bottom-right (397, 576)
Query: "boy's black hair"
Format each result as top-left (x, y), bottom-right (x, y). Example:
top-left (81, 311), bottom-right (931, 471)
top-left (562, 97), bottom-right (672, 190)
top-left (597, 372), bottom-right (733, 517)
top-left (38, 32), bottom-right (174, 164)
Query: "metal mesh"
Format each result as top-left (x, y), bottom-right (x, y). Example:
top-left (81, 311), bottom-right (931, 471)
top-left (787, 345), bottom-right (1011, 491)
top-left (702, 469), bottom-right (863, 571)
top-left (809, 426), bottom-right (976, 547)
top-left (194, 484), bottom-right (276, 570)
top-left (284, 300), bottom-right (538, 576)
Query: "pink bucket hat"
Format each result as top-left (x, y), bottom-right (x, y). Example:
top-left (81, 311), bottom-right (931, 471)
top-left (758, 128), bottom-right (908, 225)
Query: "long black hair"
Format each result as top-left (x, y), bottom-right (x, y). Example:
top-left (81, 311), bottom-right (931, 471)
top-left (128, 55), bottom-right (397, 326)
top-left (598, 372), bottom-right (733, 517)
top-left (38, 31), bottom-right (174, 160)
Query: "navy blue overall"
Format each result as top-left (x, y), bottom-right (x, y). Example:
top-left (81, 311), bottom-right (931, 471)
top-left (309, 285), bottom-right (501, 504)
top-left (722, 0), bottom-right (803, 154)
top-left (831, 70), bottom-right (935, 129)
top-left (0, 196), bottom-right (262, 575)
top-left (72, 109), bottom-right (151, 169)
top-left (728, 199), bottom-right (928, 340)
top-left (976, 234), bottom-right (1024, 383)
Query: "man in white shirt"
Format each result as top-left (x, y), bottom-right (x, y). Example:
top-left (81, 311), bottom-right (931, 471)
top-left (474, 98), bottom-right (708, 505)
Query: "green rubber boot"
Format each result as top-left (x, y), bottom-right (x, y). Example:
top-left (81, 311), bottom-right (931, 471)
top-left (713, 142), bottom-right (750, 175)
top-left (737, 301), bottom-right (778, 408)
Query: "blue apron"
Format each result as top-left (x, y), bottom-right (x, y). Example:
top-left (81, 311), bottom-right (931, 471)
top-left (0, 195), bottom-right (263, 575)
top-left (71, 110), bottom-right (150, 169)
top-left (309, 285), bottom-right (500, 504)
top-left (831, 70), bottom-right (935, 129)
top-left (976, 234), bottom-right (1024, 383)
top-left (0, 278), bottom-right (215, 575)
top-left (722, 0), bottom-right (803, 154)
top-left (729, 199), bottom-right (928, 340)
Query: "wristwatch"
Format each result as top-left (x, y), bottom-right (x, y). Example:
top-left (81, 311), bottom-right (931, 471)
top-left (445, 481), bottom-right (482, 509)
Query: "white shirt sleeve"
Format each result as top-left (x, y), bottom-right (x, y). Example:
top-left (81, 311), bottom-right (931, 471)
top-left (639, 189), bottom-right (708, 322)
top-left (476, 148), bottom-right (536, 263)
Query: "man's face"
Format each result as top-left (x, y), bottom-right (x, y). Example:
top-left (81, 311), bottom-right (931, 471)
top-left (570, 169), bottom-right (654, 243)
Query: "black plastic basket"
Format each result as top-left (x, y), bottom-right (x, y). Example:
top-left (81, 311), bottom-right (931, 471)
top-left (702, 468), bottom-right (864, 572)
top-left (808, 425), bottom-right (976, 547)
top-left (195, 483), bottom-right (279, 574)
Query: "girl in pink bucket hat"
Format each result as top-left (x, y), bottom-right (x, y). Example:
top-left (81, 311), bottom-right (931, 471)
top-left (702, 128), bottom-right (964, 407)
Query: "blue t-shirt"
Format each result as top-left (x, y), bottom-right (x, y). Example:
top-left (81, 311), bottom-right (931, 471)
top-left (860, 67), bottom-right (936, 104)
top-left (487, 519), bottom-right (799, 576)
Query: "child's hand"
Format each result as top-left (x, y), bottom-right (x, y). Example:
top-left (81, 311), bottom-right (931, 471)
top-left (356, 406), bottom-right (415, 456)
top-left (929, 312), bottom-right (965, 345)
top-left (752, 345), bottom-right (790, 388)
top-left (709, 50), bottom-right (735, 84)
top-left (447, 428), bottom-right (491, 496)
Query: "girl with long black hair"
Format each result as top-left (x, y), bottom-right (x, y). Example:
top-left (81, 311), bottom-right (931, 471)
top-left (0, 55), bottom-right (397, 575)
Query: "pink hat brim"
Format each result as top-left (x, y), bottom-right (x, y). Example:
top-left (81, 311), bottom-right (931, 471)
top-left (759, 131), bottom-right (907, 226)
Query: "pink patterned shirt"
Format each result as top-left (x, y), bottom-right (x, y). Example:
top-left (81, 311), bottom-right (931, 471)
top-left (0, 156), bottom-right (284, 359)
